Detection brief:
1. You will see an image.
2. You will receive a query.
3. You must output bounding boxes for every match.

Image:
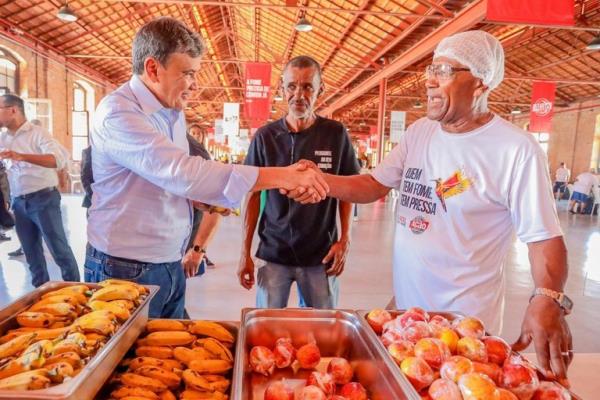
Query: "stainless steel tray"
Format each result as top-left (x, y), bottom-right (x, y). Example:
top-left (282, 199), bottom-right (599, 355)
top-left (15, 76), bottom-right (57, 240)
top-left (95, 319), bottom-right (240, 400)
top-left (0, 281), bottom-right (158, 400)
top-left (232, 308), bottom-right (416, 400)
top-left (356, 309), bottom-right (580, 400)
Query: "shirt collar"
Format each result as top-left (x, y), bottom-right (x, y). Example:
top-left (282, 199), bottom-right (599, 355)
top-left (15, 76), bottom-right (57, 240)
top-left (129, 74), bottom-right (165, 116)
top-left (13, 121), bottom-right (33, 136)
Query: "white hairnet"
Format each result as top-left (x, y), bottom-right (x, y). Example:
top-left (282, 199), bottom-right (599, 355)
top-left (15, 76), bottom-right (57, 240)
top-left (433, 30), bottom-right (505, 90)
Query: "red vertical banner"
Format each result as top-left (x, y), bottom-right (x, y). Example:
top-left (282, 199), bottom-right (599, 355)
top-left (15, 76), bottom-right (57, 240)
top-left (529, 81), bottom-right (556, 133)
top-left (244, 62), bottom-right (271, 128)
top-left (369, 125), bottom-right (378, 149)
top-left (487, 0), bottom-right (574, 26)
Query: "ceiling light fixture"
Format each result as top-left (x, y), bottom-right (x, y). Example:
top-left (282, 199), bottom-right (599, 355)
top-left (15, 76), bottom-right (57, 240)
top-left (57, 2), bottom-right (78, 22)
top-left (510, 107), bottom-right (522, 115)
top-left (295, 14), bottom-right (313, 32)
top-left (413, 100), bottom-right (423, 109)
top-left (587, 34), bottom-right (600, 50)
top-left (273, 92), bottom-right (283, 101)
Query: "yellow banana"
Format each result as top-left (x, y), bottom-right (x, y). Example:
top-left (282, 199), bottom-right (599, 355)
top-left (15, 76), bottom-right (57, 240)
top-left (91, 285), bottom-right (139, 302)
top-left (0, 359), bottom-right (29, 380)
top-left (71, 310), bottom-right (117, 335)
top-left (52, 332), bottom-right (87, 356)
top-left (159, 389), bottom-right (177, 400)
top-left (146, 319), bottom-right (186, 333)
top-left (98, 279), bottom-right (149, 295)
top-left (135, 346), bottom-right (173, 360)
top-left (45, 361), bottom-right (75, 383)
top-left (0, 369), bottom-right (50, 390)
top-left (88, 300), bottom-right (131, 321)
top-left (18, 339), bottom-right (54, 369)
top-left (194, 338), bottom-right (233, 362)
top-left (203, 375), bottom-right (230, 393)
top-left (133, 366), bottom-right (181, 389)
top-left (0, 328), bottom-right (38, 344)
top-left (180, 389), bottom-right (227, 399)
top-left (16, 312), bottom-right (56, 328)
top-left (129, 357), bottom-right (184, 372)
top-left (173, 347), bottom-right (210, 367)
top-left (44, 351), bottom-right (82, 369)
top-left (182, 369), bottom-right (213, 392)
top-left (110, 299), bottom-right (136, 311)
top-left (41, 285), bottom-right (91, 299)
top-left (29, 302), bottom-right (78, 320)
top-left (30, 294), bottom-right (83, 308)
top-left (143, 331), bottom-right (195, 347)
top-left (120, 372), bottom-right (167, 393)
top-left (31, 327), bottom-right (70, 341)
top-left (110, 385), bottom-right (160, 399)
top-left (187, 321), bottom-right (234, 345)
top-left (0, 332), bottom-right (37, 358)
top-left (188, 359), bottom-right (232, 374)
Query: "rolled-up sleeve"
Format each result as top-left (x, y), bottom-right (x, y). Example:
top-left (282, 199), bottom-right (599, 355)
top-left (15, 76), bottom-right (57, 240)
top-left (98, 109), bottom-right (258, 208)
top-left (36, 130), bottom-right (68, 170)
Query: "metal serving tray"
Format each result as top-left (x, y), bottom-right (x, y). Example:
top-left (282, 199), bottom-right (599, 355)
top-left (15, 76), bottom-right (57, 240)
top-left (0, 281), bottom-right (158, 400)
top-left (356, 309), bottom-right (580, 400)
top-left (95, 319), bottom-right (239, 400)
top-left (232, 308), bottom-right (416, 400)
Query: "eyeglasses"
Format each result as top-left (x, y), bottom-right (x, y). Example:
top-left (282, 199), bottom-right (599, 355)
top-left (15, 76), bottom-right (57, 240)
top-left (425, 64), bottom-right (470, 81)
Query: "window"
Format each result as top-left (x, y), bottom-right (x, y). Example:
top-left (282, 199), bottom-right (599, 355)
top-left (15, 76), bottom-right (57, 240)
top-left (0, 48), bottom-right (18, 94)
top-left (72, 82), bottom-right (91, 161)
top-left (24, 99), bottom-right (52, 134)
top-left (531, 132), bottom-right (549, 154)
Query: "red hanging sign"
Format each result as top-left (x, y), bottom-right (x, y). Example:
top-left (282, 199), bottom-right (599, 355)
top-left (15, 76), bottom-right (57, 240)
top-left (487, 0), bottom-right (574, 26)
top-left (244, 62), bottom-right (271, 128)
top-left (529, 81), bottom-right (556, 133)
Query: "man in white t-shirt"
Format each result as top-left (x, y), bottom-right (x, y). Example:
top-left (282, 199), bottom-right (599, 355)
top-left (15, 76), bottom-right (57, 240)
top-left (569, 169), bottom-right (599, 214)
top-left (553, 162), bottom-right (570, 200)
top-left (285, 31), bottom-right (572, 385)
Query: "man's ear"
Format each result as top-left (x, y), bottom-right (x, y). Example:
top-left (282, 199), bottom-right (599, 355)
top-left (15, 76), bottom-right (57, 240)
top-left (473, 79), bottom-right (488, 99)
top-left (144, 57), bottom-right (160, 83)
top-left (317, 82), bottom-right (325, 97)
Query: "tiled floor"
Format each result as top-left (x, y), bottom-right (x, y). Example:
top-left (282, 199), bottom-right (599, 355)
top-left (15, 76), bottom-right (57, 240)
top-left (1, 194), bottom-right (599, 355)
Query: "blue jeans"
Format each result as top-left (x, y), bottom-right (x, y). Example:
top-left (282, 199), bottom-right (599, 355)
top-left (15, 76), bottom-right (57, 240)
top-left (256, 261), bottom-right (339, 309)
top-left (84, 245), bottom-right (185, 318)
top-left (12, 188), bottom-right (80, 287)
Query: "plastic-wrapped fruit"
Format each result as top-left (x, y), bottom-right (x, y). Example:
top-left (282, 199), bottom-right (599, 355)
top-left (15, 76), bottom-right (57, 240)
top-left (458, 372), bottom-right (501, 400)
top-left (249, 345), bottom-right (275, 376)
top-left (482, 336), bottom-right (511, 366)
top-left (387, 340), bottom-right (415, 365)
top-left (327, 357), bottom-right (354, 385)
top-left (456, 337), bottom-right (488, 363)
top-left (273, 337), bottom-right (296, 369)
top-left (472, 361), bottom-right (502, 385)
top-left (415, 338), bottom-right (451, 369)
top-left (402, 321), bottom-right (432, 344)
top-left (440, 356), bottom-right (474, 383)
top-left (436, 328), bottom-right (460, 354)
top-left (399, 309), bottom-right (428, 328)
top-left (531, 381), bottom-right (571, 400)
top-left (401, 356), bottom-right (435, 392)
top-left (429, 378), bottom-right (463, 400)
top-left (453, 316), bottom-right (485, 339)
top-left (429, 315), bottom-right (452, 336)
top-left (264, 380), bottom-right (294, 400)
top-left (366, 309), bottom-right (392, 334)
top-left (296, 342), bottom-right (321, 369)
top-left (381, 328), bottom-right (404, 347)
top-left (300, 385), bottom-right (328, 400)
top-left (498, 388), bottom-right (520, 399)
top-left (501, 363), bottom-right (540, 400)
top-left (383, 317), bottom-right (404, 334)
top-left (339, 382), bottom-right (368, 400)
top-left (407, 307), bottom-right (430, 320)
top-left (306, 371), bottom-right (335, 396)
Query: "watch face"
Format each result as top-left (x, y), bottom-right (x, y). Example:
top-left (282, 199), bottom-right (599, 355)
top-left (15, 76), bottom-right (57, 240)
top-left (562, 295), bottom-right (574, 311)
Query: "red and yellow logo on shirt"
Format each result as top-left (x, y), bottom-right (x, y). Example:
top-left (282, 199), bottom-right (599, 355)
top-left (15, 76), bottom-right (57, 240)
top-left (433, 169), bottom-right (472, 212)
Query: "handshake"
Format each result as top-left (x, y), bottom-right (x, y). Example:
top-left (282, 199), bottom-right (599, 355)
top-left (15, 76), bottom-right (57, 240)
top-left (279, 159), bottom-right (329, 204)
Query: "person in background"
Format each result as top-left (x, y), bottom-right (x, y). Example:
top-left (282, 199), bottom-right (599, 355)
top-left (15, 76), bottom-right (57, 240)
top-left (0, 94), bottom-right (80, 287)
top-left (0, 162), bottom-right (14, 241)
top-left (239, 55), bottom-right (359, 309)
top-left (553, 162), bottom-right (570, 200)
top-left (569, 168), bottom-right (599, 214)
top-left (80, 146), bottom-right (93, 211)
top-left (286, 31), bottom-right (572, 385)
top-left (85, 17), bottom-right (328, 318)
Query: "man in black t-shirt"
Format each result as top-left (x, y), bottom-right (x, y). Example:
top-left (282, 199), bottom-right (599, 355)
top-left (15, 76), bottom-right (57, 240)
top-left (239, 55), bottom-right (359, 308)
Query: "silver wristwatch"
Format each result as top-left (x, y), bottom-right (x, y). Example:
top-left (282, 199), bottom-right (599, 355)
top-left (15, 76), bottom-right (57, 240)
top-left (530, 288), bottom-right (573, 314)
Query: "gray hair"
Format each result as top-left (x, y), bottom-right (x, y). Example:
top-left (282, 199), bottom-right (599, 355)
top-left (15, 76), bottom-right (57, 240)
top-left (283, 55), bottom-right (322, 82)
top-left (0, 94), bottom-right (25, 115)
top-left (132, 17), bottom-right (204, 75)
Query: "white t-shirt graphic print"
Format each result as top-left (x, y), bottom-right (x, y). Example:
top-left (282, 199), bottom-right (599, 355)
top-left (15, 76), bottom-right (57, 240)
top-left (372, 116), bottom-right (562, 334)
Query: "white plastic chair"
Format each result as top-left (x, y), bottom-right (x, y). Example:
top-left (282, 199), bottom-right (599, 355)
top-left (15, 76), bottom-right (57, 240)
top-left (68, 160), bottom-right (82, 193)
top-left (592, 186), bottom-right (600, 216)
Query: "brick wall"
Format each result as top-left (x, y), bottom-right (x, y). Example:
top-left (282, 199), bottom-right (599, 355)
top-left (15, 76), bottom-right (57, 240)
top-left (0, 36), bottom-right (112, 156)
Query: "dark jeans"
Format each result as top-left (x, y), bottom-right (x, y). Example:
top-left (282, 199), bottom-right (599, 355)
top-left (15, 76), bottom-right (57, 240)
top-left (12, 188), bottom-right (80, 287)
top-left (84, 244), bottom-right (186, 318)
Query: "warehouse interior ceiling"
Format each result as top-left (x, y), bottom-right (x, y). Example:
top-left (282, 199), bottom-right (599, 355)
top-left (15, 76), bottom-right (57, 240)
top-left (1, 0), bottom-right (600, 137)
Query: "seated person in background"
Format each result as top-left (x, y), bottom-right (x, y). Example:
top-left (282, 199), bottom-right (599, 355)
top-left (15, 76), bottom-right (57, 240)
top-left (569, 168), bottom-right (599, 214)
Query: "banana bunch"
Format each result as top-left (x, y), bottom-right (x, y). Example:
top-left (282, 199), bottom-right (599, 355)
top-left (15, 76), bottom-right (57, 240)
top-left (0, 280), bottom-right (150, 392)
top-left (106, 320), bottom-right (235, 400)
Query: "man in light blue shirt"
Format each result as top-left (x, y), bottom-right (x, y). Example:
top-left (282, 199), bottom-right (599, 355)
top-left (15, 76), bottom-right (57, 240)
top-left (85, 17), bottom-right (327, 318)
